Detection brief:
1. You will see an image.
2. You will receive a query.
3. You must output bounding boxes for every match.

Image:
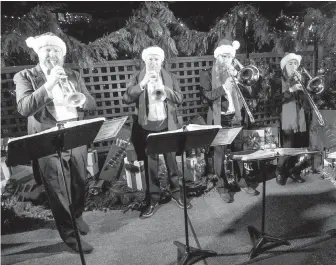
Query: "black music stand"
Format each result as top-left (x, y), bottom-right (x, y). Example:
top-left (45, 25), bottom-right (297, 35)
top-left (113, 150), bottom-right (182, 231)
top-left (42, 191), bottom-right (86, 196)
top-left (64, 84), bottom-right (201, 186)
top-left (231, 149), bottom-right (320, 259)
top-left (147, 126), bottom-right (221, 265)
top-left (7, 117), bottom-right (105, 265)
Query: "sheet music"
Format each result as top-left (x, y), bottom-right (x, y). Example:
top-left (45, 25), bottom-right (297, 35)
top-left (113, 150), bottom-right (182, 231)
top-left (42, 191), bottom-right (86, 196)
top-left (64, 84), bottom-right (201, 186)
top-left (8, 117), bottom-right (106, 144)
top-left (210, 127), bottom-right (242, 146)
top-left (327, 152), bottom-right (336, 159)
top-left (147, 124), bottom-right (222, 137)
top-left (235, 148), bottom-right (314, 161)
top-left (93, 116), bottom-right (128, 142)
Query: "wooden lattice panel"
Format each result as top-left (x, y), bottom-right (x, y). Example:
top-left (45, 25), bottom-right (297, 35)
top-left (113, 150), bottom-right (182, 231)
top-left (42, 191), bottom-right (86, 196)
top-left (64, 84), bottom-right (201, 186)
top-left (78, 60), bottom-right (141, 153)
top-left (1, 65), bottom-right (32, 137)
top-left (1, 52), bottom-right (314, 153)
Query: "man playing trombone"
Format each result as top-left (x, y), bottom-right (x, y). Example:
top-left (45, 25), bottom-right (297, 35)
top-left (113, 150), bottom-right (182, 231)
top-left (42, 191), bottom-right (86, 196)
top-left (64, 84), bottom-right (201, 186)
top-left (200, 38), bottom-right (259, 203)
top-left (123, 46), bottom-right (191, 219)
top-left (13, 32), bottom-right (96, 253)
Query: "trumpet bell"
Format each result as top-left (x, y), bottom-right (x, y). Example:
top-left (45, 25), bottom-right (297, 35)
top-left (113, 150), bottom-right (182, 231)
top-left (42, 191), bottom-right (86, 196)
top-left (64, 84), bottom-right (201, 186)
top-left (307, 76), bottom-right (325, 95)
top-left (65, 92), bottom-right (87, 107)
top-left (237, 65), bottom-right (260, 86)
top-left (151, 87), bottom-right (167, 101)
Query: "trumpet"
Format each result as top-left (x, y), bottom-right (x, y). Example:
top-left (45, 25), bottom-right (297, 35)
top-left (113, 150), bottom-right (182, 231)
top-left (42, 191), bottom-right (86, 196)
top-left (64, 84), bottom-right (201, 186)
top-left (150, 80), bottom-right (167, 101)
top-left (147, 67), bottom-right (167, 102)
top-left (293, 67), bottom-right (325, 126)
top-left (225, 58), bottom-right (260, 123)
top-left (50, 62), bottom-right (86, 108)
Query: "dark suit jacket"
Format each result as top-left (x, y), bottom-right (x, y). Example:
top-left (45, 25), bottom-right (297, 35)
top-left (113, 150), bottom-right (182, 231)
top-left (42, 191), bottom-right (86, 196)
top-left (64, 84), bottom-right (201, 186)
top-left (13, 64), bottom-right (96, 184)
top-left (123, 68), bottom-right (183, 131)
top-left (199, 69), bottom-right (228, 125)
top-left (14, 64), bottom-right (96, 134)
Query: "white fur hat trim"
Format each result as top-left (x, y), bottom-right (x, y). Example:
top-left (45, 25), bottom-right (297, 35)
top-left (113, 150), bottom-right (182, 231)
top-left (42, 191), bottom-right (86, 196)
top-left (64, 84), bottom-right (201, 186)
top-left (25, 35), bottom-right (66, 55)
top-left (141, 46), bottom-right (165, 62)
top-left (280, 53), bottom-right (302, 71)
top-left (214, 40), bottom-right (240, 59)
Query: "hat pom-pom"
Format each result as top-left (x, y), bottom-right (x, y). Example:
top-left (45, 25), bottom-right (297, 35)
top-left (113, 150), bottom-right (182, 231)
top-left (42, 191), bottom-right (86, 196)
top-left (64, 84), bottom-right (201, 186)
top-left (25, 37), bottom-right (35, 48)
top-left (232, 40), bottom-right (240, 50)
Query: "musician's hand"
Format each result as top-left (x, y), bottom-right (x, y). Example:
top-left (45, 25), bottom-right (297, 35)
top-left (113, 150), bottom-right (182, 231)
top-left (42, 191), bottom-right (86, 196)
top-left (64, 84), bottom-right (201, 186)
top-left (140, 71), bottom-right (158, 88)
top-left (289, 84), bottom-right (303, 92)
top-left (44, 66), bottom-right (67, 92)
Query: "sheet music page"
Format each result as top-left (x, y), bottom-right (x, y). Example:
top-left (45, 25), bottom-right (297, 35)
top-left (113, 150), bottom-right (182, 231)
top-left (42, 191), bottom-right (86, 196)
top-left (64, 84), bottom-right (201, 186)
top-left (211, 127), bottom-right (242, 146)
top-left (8, 126), bottom-right (59, 143)
top-left (93, 116), bottom-right (128, 142)
top-left (8, 117), bottom-right (106, 144)
top-left (327, 151), bottom-right (336, 159)
top-left (274, 148), bottom-right (309, 156)
top-left (240, 149), bottom-right (276, 161)
top-left (148, 124), bottom-right (222, 137)
top-left (63, 117), bottom-right (106, 128)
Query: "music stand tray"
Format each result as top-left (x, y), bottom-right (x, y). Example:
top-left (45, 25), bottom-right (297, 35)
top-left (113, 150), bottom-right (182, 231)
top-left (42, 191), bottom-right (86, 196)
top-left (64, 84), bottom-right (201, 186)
top-left (147, 125), bottom-right (223, 265)
top-left (7, 117), bottom-right (105, 265)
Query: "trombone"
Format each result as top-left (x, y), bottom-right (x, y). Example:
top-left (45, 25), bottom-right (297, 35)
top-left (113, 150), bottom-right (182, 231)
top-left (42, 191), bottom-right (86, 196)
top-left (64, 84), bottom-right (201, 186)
top-left (293, 67), bottom-right (325, 126)
top-left (225, 58), bottom-right (260, 124)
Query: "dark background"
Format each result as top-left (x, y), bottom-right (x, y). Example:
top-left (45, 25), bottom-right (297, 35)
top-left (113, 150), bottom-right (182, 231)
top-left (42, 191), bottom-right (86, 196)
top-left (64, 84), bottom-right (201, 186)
top-left (2, 1), bottom-right (333, 31)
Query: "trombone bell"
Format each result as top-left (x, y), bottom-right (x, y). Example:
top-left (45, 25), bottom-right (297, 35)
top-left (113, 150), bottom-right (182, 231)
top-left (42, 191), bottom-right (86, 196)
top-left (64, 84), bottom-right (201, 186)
top-left (237, 65), bottom-right (260, 86)
top-left (307, 76), bottom-right (325, 95)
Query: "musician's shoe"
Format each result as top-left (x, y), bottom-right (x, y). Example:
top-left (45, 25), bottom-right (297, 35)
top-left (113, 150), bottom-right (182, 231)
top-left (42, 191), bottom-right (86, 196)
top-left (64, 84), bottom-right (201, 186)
top-left (64, 236), bottom-right (94, 254)
top-left (139, 202), bottom-right (159, 219)
top-left (241, 187), bottom-right (260, 196)
top-left (289, 173), bottom-right (305, 183)
top-left (276, 173), bottom-right (287, 186)
top-left (76, 216), bottom-right (90, 235)
top-left (220, 190), bottom-right (234, 203)
top-left (171, 196), bottom-right (192, 209)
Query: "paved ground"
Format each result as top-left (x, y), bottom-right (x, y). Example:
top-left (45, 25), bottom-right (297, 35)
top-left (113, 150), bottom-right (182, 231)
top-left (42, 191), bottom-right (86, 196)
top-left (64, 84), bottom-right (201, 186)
top-left (1, 173), bottom-right (336, 265)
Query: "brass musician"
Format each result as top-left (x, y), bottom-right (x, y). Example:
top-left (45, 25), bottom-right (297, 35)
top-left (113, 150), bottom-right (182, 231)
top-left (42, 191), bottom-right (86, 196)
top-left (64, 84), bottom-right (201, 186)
top-left (200, 38), bottom-right (260, 203)
top-left (275, 53), bottom-right (322, 185)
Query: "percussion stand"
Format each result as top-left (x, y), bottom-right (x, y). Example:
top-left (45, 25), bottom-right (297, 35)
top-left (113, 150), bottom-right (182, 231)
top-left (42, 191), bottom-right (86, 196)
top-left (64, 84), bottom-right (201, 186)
top-left (247, 159), bottom-right (290, 259)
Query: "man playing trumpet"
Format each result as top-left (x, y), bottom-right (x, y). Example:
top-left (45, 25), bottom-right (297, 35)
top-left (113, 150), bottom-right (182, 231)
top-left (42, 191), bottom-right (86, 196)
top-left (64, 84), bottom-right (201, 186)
top-left (13, 32), bottom-right (96, 253)
top-left (123, 46), bottom-right (191, 219)
top-left (200, 38), bottom-right (259, 203)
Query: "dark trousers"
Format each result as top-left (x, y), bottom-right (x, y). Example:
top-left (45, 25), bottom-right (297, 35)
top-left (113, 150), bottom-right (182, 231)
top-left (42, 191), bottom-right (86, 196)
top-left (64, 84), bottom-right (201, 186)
top-left (132, 124), bottom-right (180, 202)
top-left (277, 129), bottom-right (309, 175)
top-left (206, 115), bottom-right (248, 194)
top-left (37, 145), bottom-right (87, 242)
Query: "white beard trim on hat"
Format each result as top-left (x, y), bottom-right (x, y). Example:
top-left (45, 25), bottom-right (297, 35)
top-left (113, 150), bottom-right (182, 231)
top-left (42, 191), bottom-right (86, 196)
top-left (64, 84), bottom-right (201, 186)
top-left (214, 40), bottom-right (240, 59)
top-left (141, 46), bottom-right (165, 62)
top-left (26, 35), bottom-right (67, 55)
top-left (280, 53), bottom-right (302, 71)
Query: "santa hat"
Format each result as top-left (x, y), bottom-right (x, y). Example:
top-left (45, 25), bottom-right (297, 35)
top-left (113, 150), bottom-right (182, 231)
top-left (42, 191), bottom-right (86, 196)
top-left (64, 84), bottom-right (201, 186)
top-left (25, 32), bottom-right (67, 55)
top-left (141, 46), bottom-right (165, 62)
top-left (280, 53), bottom-right (302, 71)
top-left (214, 39), bottom-right (240, 59)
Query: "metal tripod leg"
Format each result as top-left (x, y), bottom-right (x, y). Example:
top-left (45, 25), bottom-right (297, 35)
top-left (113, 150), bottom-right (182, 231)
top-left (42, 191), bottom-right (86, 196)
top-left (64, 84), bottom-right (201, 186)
top-left (174, 151), bottom-right (217, 265)
top-left (248, 161), bottom-right (290, 260)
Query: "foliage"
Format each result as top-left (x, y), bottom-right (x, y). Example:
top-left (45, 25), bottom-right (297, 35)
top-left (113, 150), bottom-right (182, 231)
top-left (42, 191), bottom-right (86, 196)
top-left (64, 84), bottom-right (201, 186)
top-left (2, 2), bottom-right (336, 67)
top-left (1, 3), bottom-right (118, 67)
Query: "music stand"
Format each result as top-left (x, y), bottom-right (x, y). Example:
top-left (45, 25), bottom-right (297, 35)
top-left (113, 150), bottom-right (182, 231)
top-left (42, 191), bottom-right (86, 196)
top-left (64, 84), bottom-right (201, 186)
top-left (232, 148), bottom-right (319, 259)
top-left (147, 126), bottom-right (223, 265)
top-left (7, 117), bottom-right (105, 265)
